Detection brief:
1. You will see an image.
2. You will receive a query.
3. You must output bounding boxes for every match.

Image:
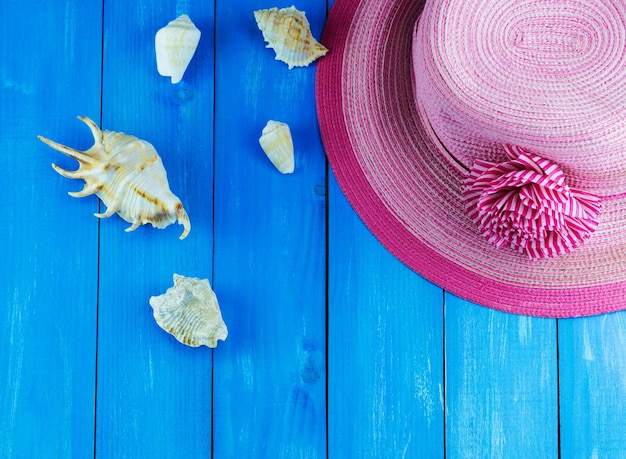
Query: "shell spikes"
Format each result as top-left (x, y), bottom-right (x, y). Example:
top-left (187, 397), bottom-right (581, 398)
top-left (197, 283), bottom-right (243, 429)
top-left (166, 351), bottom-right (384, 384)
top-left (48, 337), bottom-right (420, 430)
top-left (38, 116), bottom-right (191, 239)
top-left (254, 6), bottom-right (328, 69)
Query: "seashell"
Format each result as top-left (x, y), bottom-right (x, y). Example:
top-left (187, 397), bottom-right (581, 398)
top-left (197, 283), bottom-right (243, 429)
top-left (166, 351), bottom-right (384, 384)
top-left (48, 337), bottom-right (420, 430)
top-left (259, 120), bottom-right (295, 174)
top-left (155, 14), bottom-right (201, 84)
top-left (149, 274), bottom-right (228, 348)
top-left (38, 116), bottom-right (191, 239)
top-left (254, 6), bottom-right (328, 69)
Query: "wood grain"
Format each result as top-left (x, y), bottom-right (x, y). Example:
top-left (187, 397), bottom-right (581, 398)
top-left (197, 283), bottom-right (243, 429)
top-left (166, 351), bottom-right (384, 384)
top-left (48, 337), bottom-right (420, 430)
top-left (445, 297), bottom-right (559, 458)
top-left (559, 313), bottom-right (626, 458)
top-left (328, 174), bottom-right (445, 457)
top-left (95, 1), bottom-right (214, 457)
top-left (213, 1), bottom-right (327, 457)
top-left (0, 1), bottom-right (101, 456)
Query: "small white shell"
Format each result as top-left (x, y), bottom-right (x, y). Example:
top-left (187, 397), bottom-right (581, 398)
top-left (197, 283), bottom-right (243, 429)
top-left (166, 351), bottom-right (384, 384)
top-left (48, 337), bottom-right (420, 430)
top-left (155, 14), bottom-right (201, 84)
top-left (259, 120), bottom-right (294, 174)
top-left (149, 274), bottom-right (228, 348)
top-left (38, 116), bottom-right (191, 239)
top-left (254, 6), bottom-right (328, 69)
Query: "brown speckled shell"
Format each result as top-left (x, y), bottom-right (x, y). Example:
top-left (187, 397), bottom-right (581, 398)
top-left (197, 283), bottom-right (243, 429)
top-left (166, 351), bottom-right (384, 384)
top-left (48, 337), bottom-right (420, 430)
top-left (38, 116), bottom-right (190, 239)
top-left (254, 6), bottom-right (328, 69)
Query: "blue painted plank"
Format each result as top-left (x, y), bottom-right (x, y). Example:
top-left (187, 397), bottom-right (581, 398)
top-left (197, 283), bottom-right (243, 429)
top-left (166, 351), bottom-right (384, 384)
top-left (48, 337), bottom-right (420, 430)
top-left (327, 173), bottom-right (445, 457)
top-left (323, 0), bottom-right (443, 454)
top-left (445, 296), bottom-right (558, 458)
top-left (0, 1), bottom-right (101, 456)
top-left (95, 1), bottom-right (214, 457)
top-left (213, 1), bottom-right (327, 456)
top-left (559, 313), bottom-right (626, 458)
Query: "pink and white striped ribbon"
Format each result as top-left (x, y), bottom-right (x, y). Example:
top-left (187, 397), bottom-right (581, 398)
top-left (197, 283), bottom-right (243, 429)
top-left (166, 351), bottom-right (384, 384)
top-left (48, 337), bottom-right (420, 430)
top-left (463, 145), bottom-right (602, 259)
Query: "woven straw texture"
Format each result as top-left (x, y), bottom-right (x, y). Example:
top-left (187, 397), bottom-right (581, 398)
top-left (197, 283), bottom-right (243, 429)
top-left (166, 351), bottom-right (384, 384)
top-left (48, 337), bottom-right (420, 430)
top-left (316, 0), bottom-right (626, 317)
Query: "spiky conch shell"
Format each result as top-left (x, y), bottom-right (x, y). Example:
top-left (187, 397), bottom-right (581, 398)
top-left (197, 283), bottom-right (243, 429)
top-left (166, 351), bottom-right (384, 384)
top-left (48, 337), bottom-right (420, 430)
top-left (149, 274), bottom-right (228, 348)
top-left (254, 6), bottom-right (328, 69)
top-left (38, 116), bottom-right (191, 239)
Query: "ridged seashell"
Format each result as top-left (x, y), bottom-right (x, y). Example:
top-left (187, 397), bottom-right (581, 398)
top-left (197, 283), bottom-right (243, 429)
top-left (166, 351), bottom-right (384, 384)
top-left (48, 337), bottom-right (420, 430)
top-left (38, 116), bottom-right (191, 239)
top-left (259, 120), bottom-right (294, 174)
top-left (149, 274), bottom-right (228, 348)
top-left (254, 6), bottom-right (328, 69)
top-left (155, 14), bottom-right (201, 84)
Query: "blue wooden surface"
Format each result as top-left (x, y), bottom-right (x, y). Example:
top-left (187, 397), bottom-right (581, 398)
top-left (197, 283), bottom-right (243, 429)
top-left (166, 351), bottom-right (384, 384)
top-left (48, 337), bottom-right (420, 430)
top-left (2, 0), bottom-right (626, 457)
top-left (213, 0), bottom-right (326, 456)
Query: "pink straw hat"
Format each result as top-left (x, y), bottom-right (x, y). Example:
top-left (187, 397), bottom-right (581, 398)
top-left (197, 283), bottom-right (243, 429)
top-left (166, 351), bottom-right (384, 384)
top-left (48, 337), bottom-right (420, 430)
top-left (316, 0), bottom-right (626, 317)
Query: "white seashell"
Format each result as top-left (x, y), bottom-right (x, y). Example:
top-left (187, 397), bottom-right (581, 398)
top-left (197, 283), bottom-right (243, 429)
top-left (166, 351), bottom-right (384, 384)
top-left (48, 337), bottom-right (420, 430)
top-left (149, 274), bottom-right (228, 348)
top-left (155, 14), bottom-right (201, 84)
top-left (254, 6), bottom-right (328, 69)
top-left (38, 116), bottom-right (191, 239)
top-left (259, 120), bottom-right (294, 174)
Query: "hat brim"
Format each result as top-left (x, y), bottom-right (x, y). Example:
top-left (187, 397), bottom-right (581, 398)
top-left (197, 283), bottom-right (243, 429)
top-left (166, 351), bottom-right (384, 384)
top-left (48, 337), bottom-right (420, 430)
top-left (315, 0), bottom-right (626, 317)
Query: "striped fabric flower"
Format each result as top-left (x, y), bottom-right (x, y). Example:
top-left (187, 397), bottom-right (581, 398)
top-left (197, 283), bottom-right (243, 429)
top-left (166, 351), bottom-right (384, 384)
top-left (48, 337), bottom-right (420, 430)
top-left (463, 145), bottom-right (602, 259)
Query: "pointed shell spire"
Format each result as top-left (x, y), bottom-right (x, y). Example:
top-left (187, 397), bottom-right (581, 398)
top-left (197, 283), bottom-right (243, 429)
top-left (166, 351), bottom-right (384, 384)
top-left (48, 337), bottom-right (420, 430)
top-left (38, 116), bottom-right (191, 239)
top-left (254, 6), bottom-right (328, 69)
top-left (149, 274), bottom-right (228, 348)
top-left (155, 14), bottom-right (201, 84)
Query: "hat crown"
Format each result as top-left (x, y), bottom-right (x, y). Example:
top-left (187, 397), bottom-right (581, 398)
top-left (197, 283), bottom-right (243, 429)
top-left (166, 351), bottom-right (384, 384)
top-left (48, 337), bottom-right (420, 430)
top-left (413, 0), bottom-right (626, 196)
